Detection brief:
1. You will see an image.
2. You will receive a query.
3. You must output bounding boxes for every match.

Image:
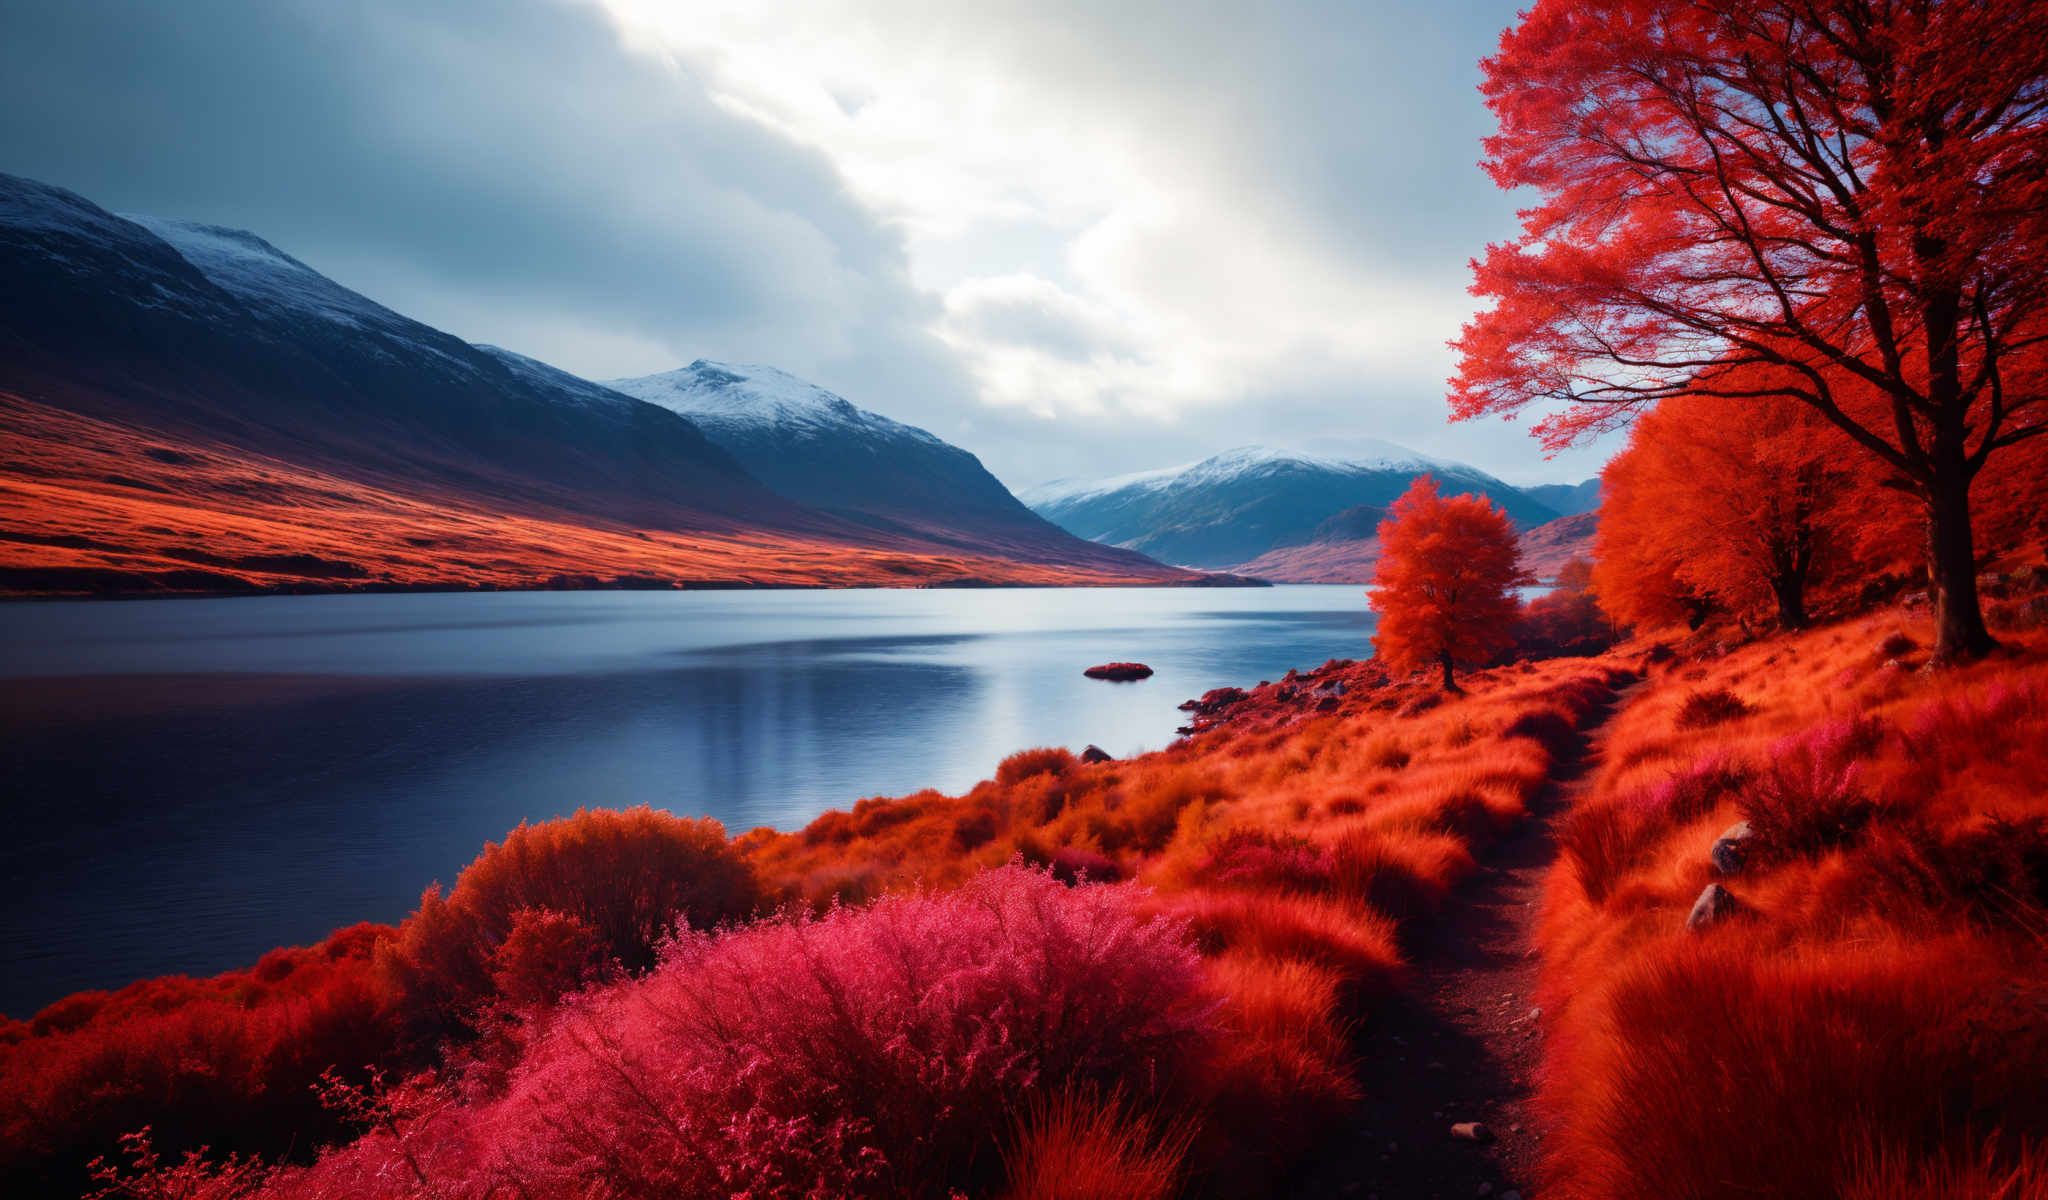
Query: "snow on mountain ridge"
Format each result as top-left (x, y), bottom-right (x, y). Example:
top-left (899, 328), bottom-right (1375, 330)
top-left (1020, 442), bottom-right (1476, 508)
top-left (604, 360), bottom-right (943, 447)
top-left (122, 216), bottom-right (399, 333)
top-left (472, 344), bottom-right (643, 412)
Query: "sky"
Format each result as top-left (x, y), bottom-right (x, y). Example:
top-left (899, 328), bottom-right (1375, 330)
top-left (0, 0), bottom-right (1618, 489)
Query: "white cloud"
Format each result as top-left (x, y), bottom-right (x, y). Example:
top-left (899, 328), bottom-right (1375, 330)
top-left (590, 0), bottom-right (1531, 472)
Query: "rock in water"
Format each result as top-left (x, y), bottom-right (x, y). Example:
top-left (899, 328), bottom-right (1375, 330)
top-left (1084, 662), bottom-right (1154, 681)
top-left (1687, 882), bottom-right (1740, 930)
top-left (1710, 820), bottom-right (1754, 875)
top-left (1080, 744), bottom-right (1113, 764)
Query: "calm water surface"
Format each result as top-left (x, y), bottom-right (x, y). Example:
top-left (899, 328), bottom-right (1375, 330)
top-left (0, 586), bottom-right (1376, 1014)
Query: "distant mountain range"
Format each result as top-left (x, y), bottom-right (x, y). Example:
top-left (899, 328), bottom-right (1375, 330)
top-left (0, 171), bottom-right (1214, 595)
top-left (1021, 444), bottom-right (1578, 577)
top-left (1521, 477), bottom-right (1602, 518)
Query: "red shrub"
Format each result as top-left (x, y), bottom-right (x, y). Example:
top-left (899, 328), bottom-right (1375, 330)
top-left (1673, 687), bottom-right (1755, 729)
top-left (997, 747), bottom-right (1080, 786)
top-left (277, 865), bottom-right (1218, 1199)
top-left (386, 807), bottom-right (761, 1015)
top-left (1199, 829), bottom-right (1333, 894)
top-left (1738, 721), bottom-right (1882, 864)
top-left (486, 909), bottom-right (604, 1010)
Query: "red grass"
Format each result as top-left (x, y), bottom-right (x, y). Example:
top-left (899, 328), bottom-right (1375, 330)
top-left (1532, 618), bottom-right (2048, 1200)
top-left (1001, 1088), bottom-right (1194, 1200)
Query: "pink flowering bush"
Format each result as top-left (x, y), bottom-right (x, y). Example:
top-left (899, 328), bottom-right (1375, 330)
top-left (247, 864), bottom-right (1217, 1199)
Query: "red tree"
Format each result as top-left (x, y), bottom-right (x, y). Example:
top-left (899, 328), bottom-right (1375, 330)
top-left (1451, 0), bottom-right (2048, 663)
top-left (1594, 388), bottom-right (1862, 632)
top-left (1370, 477), bottom-right (1530, 690)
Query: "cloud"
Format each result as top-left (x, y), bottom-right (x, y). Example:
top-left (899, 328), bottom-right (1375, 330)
top-left (0, 0), bottom-right (975, 427)
top-left (0, 0), bottom-right (1617, 488)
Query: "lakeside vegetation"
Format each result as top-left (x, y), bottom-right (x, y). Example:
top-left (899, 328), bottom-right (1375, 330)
top-left (6, 0), bottom-right (2046, 1195)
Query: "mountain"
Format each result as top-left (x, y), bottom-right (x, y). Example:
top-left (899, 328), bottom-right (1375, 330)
top-left (1021, 444), bottom-right (1560, 571)
top-left (0, 172), bottom-right (1209, 593)
top-left (594, 360), bottom-right (1169, 574)
top-left (1517, 511), bottom-right (1600, 583)
top-left (1227, 504), bottom-right (1389, 583)
top-left (1521, 477), bottom-right (1601, 517)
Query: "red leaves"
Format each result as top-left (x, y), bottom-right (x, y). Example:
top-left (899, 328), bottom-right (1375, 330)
top-left (1368, 477), bottom-right (1530, 688)
top-left (1592, 389), bottom-right (1871, 632)
top-left (1453, 0), bottom-right (2048, 660)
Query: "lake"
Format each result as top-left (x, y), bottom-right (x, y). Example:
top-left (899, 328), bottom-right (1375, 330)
top-left (0, 585), bottom-right (1379, 1016)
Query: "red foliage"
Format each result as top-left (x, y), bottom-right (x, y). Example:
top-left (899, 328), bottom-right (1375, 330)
top-left (1369, 476), bottom-right (1531, 690)
top-left (1514, 561), bottom-right (1616, 659)
top-left (1, 809), bottom-right (759, 1196)
top-left (383, 806), bottom-right (760, 1029)
top-left (1451, 0), bottom-right (2048, 662)
top-left (1001, 1087), bottom-right (1193, 1200)
top-left (263, 865), bottom-right (1218, 1199)
top-left (0, 924), bottom-right (401, 1197)
top-left (1533, 622), bottom-right (2048, 1200)
top-left (1593, 391), bottom-right (1868, 633)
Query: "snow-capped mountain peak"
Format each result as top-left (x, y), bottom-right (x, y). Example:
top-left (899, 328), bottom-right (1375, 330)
top-left (1019, 441), bottom-right (1465, 509)
top-left (604, 359), bottom-right (939, 446)
top-left (1019, 440), bottom-right (1553, 570)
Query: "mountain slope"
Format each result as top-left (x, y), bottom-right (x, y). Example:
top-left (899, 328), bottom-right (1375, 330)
top-left (1228, 504), bottom-right (1390, 583)
top-left (602, 359), bottom-right (1175, 573)
top-left (1516, 511), bottom-right (1599, 583)
top-left (1022, 445), bottom-right (1560, 570)
top-left (1520, 477), bottom-right (1601, 518)
top-left (0, 172), bottom-right (1207, 593)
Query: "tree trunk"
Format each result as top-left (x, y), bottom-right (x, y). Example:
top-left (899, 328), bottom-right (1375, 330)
top-left (1924, 462), bottom-right (1998, 664)
top-left (1772, 573), bottom-right (1809, 632)
top-left (1438, 649), bottom-right (1460, 692)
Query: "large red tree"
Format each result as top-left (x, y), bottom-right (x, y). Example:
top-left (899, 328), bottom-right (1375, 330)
top-left (1370, 476), bottom-right (1529, 691)
top-left (1451, 0), bottom-right (2048, 663)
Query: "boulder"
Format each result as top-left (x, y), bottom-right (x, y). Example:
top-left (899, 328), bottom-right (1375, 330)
top-left (1687, 882), bottom-right (1741, 931)
top-left (1084, 661), bottom-right (1154, 681)
top-left (1710, 821), bottom-right (1754, 875)
top-left (1080, 744), bottom-right (1113, 764)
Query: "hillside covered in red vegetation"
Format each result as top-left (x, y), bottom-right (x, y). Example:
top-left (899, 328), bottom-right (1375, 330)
top-left (0, 393), bottom-right (1217, 595)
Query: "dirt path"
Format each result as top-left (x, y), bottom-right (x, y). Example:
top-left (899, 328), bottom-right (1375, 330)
top-left (1298, 678), bottom-right (1641, 1200)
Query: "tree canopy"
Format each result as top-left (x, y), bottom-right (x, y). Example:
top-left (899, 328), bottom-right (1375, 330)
top-left (1451, 0), bottom-right (2048, 663)
top-left (1370, 477), bottom-right (1529, 690)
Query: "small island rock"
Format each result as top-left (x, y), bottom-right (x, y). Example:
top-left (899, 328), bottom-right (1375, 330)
top-left (1084, 662), bottom-right (1154, 681)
